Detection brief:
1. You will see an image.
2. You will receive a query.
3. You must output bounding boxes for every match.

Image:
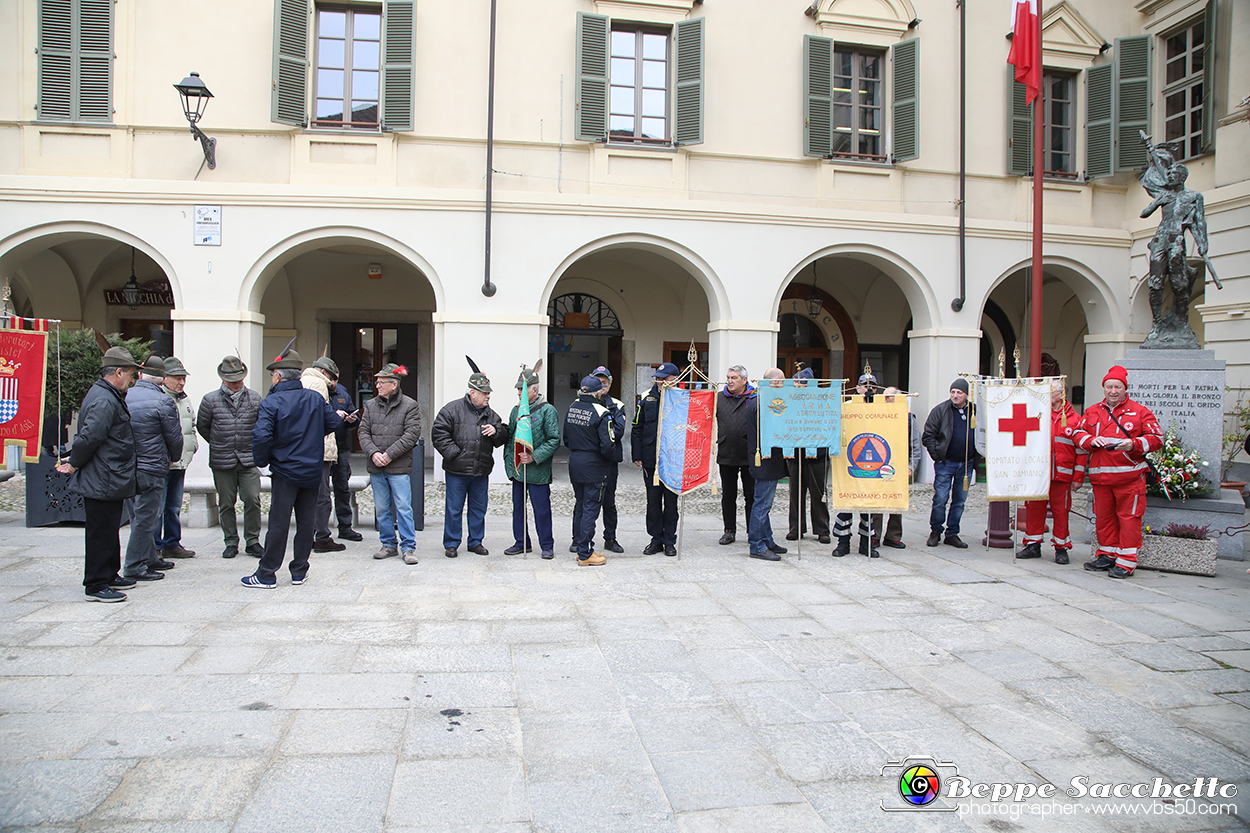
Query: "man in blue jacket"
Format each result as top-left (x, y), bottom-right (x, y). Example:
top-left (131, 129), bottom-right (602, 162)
top-left (245, 349), bottom-right (342, 588)
top-left (565, 375), bottom-right (618, 566)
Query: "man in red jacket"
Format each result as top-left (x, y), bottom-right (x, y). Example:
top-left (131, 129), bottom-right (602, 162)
top-left (1016, 380), bottom-right (1086, 565)
top-left (1071, 365), bottom-right (1163, 578)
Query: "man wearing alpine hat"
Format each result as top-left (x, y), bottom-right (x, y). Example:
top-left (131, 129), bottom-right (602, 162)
top-left (244, 349), bottom-right (342, 588)
top-left (1071, 365), bottom-right (1163, 578)
top-left (359, 363), bottom-right (422, 564)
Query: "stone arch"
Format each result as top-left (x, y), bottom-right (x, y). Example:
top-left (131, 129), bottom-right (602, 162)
top-left (979, 255), bottom-right (1122, 334)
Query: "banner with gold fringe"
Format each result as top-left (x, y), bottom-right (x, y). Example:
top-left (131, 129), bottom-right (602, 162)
top-left (829, 395), bottom-right (910, 511)
top-left (0, 318), bottom-right (50, 462)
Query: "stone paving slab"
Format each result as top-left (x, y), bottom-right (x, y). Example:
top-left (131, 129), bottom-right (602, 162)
top-left (1, 508), bottom-right (1249, 830)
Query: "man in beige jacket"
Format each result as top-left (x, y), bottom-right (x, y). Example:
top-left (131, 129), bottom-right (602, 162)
top-left (302, 357), bottom-right (351, 553)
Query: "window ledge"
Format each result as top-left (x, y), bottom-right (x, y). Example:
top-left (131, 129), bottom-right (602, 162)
top-left (826, 157), bottom-right (894, 172)
top-left (605, 140), bottom-right (677, 153)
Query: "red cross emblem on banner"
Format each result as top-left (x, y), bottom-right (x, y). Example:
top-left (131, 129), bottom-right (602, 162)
top-left (998, 402), bottom-right (1040, 446)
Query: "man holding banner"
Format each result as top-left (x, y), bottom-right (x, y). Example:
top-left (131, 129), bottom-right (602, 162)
top-left (632, 363), bottom-right (680, 557)
top-left (785, 366), bottom-right (831, 543)
top-left (505, 367), bottom-right (560, 560)
top-left (746, 368), bottom-right (789, 561)
top-left (1016, 380), bottom-right (1085, 564)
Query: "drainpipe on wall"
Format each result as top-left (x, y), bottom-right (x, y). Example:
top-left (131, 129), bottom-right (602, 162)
top-left (952, 0), bottom-right (967, 313)
top-left (482, 0), bottom-right (499, 297)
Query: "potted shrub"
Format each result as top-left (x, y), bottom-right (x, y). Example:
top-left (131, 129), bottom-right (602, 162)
top-left (1091, 522), bottom-right (1217, 577)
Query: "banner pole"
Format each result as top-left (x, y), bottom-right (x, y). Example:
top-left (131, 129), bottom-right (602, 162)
top-left (677, 493), bottom-right (685, 561)
top-left (522, 462), bottom-right (528, 560)
top-left (797, 453), bottom-right (803, 562)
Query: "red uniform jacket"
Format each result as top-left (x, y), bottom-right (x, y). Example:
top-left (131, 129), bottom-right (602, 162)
top-left (1051, 403), bottom-right (1086, 484)
top-left (1072, 397), bottom-right (1163, 486)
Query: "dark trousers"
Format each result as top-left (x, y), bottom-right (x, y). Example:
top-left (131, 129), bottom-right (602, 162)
top-left (642, 466), bottom-right (678, 546)
top-left (572, 478), bottom-right (607, 557)
top-left (257, 473), bottom-right (318, 582)
top-left (124, 469), bottom-right (167, 576)
top-left (719, 464), bottom-right (755, 534)
top-left (314, 461), bottom-right (334, 541)
top-left (512, 480), bottom-right (554, 552)
top-left (787, 457), bottom-right (830, 537)
top-left (835, 512), bottom-right (876, 541)
top-left (83, 497), bottom-right (124, 594)
top-left (154, 468), bottom-right (185, 550)
top-left (331, 455), bottom-right (353, 531)
top-left (870, 513), bottom-right (904, 544)
top-left (602, 465), bottom-right (619, 541)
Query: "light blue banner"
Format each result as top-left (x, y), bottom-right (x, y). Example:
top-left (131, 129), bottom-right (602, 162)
top-left (758, 379), bottom-right (842, 455)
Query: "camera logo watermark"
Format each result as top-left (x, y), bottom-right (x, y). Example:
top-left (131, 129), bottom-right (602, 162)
top-left (881, 757), bottom-right (959, 812)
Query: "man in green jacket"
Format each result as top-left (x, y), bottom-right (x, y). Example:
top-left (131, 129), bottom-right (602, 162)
top-left (504, 368), bottom-right (561, 559)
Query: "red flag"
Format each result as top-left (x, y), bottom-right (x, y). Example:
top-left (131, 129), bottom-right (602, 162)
top-left (0, 325), bottom-right (49, 462)
top-left (1008, 0), bottom-right (1041, 105)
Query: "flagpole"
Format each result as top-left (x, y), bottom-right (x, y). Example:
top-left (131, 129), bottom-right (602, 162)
top-left (1030, 2), bottom-right (1044, 378)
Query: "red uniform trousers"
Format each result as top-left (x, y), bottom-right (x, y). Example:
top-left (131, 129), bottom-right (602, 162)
top-left (1023, 480), bottom-right (1073, 551)
top-left (1091, 478), bottom-right (1146, 572)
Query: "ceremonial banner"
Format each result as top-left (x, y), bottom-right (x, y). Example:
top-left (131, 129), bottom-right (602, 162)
top-left (830, 396), bottom-right (909, 511)
top-left (0, 325), bottom-right (49, 462)
top-left (656, 386), bottom-right (717, 495)
top-left (982, 378), bottom-right (1051, 501)
top-left (513, 389), bottom-right (533, 470)
top-left (758, 379), bottom-right (841, 456)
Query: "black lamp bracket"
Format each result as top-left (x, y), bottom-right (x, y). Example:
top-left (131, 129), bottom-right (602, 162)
top-left (190, 123), bottom-right (216, 170)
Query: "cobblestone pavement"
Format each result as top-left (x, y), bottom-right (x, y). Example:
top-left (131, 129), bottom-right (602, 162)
top-left (1, 488), bottom-right (1249, 831)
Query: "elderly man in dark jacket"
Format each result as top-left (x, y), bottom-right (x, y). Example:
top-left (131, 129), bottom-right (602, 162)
top-left (244, 350), bottom-right (342, 588)
top-left (122, 355), bottom-right (183, 582)
top-left (359, 364), bottom-right (422, 564)
top-left (196, 356), bottom-right (264, 558)
top-left (716, 364), bottom-right (757, 545)
top-left (57, 348), bottom-right (141, 602)
top-left (432, 370), bottom-right (506, 558)
top-left (922, 377), bottom-right (980, 548)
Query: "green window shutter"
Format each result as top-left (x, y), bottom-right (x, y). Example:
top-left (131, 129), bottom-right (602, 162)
top-left (891, 38), bottom-right (919, 162)
top-left (1114, 35), bottom-right (1151, 172)
top-left (381, 0), bottom-right (415, 131)
top-left (803, 34), bottom-right (832, 158)
top-left (575, 12), bottom-right (609, 142)
top-left (1008, 77), bottom-right (1032, 176)
top-left (1085, 63), bottom-right (1113, 178)
top-left (1200, 0), bottom-right (1217, 153)
top-left (674, 18), bottom-right (704, 146)
top-left (76, 0), bottom-right (112, 121)
top-left (37, 0), bottom-right (73, 120)
top-left (272, 0), bottom-right (310, 126)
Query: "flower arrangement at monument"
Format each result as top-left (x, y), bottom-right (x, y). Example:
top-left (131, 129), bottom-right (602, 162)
top-left (1147, 426), bottom-right (1212, 500)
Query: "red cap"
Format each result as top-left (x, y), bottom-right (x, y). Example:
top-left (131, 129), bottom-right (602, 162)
top-left (1102, 365), bottom-right (1128, 387)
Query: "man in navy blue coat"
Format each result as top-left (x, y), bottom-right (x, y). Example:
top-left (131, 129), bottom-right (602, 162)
top-left (565, 376), bottom-right (618, 566)
top-left (244, 349), bottom-right (342, 588)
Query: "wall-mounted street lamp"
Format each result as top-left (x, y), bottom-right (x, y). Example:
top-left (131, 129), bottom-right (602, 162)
top-left (174, 72), bottom-right (216, 170)
top-left (122, 247), bottom-right (142, 310)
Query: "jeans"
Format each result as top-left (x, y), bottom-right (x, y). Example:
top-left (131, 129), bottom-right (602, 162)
top-left (83, 497), bottom-right (124, 593)
top-left (930, 458), bottom-right (975, 535)
top-left (572, 477), bottom-right (607, 558)
top-left (154, 468), bottom-right (185, 550)
top-left (257, 473), bottom-right (318, 582)
top-left (720, 464), bottom-right (755, 535)
top-left (213, 465), bottom-right (262, 548)
top-left (124, 469), bottom-right (167, 575)
top-left (371, 472), bottom-right (415, 551)
top-left (444, 472), bottom-right (488, 549)
top-left (512, 480), bottom-right (554, 552)
top-left (747, 478), bottom-right (779, 554)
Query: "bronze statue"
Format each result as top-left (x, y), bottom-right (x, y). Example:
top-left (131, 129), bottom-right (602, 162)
top-left (1138, 130), bottom-right (1222, 349)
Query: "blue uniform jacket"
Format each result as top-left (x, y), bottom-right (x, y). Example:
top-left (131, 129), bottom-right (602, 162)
top-left (252, 379), bottom-right (342, 488)
top-left (564, 395), bottom-right (617, 484)
top-left (329, 382), bottom-right (355, 452)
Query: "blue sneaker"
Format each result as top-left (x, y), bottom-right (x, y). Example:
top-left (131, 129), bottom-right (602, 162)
top-left (291, 575), bottom-right (308, 585)
top-left (241, 574), bottom-right (276, 589)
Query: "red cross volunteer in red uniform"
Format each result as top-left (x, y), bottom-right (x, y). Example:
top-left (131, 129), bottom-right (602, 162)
top-left (1016, 380), bottom-right (1086, 565)
top-left (1072, 365), bottom-right (1163, 578)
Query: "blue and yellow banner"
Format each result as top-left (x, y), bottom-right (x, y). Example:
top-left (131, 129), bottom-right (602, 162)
top-left (757, 379), bottom-right (841, 455)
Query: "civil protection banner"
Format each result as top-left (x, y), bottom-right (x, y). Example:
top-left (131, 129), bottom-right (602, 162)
top-left (830, 396), bottom-right (909, 511)
top-left (982, 378), bottom-right (1051, 501)
top-left (757, 379), bottom-right (841, 455)
top-left (656, 386), bottom-right (717, 495)
top-left (0, 322), bottom-right (49, 462)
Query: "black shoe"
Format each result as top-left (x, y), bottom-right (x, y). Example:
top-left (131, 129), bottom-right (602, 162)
top-left (859, 537), bottom-right (878, 558)
top-left (943, 535), bottom-right (968, 549)
top-left (643, 542), bottom-right (663, 555)
top-left (750, 551), bottom-right (781, 561)
top-left (313, 539), bottom-right (346, 552)
top-left (1015, 543), bottom-right (1042, 560)
top-left (1084, 555), bottom-right (1114, 571)
top-left (570, 543), bottom-right (579, 553)
top-left (540, 550), bottom-right (554, 560)
top-left (222, 546), bottom-right (238, 559)
top-left (152, 558), bottom-right (175, 571)
top-left (663, 545), bottom-right (677, 557)
top-left (768, 543), bottom-right (788, 555)
top-left (718, 532), bottom-right (735, 545)
top-left (883, 539), bottom-right (906, 549)
top-left (86, 587), bottom-right (127, 602)
top-left (1055, 549), bottom-right (1070, 565)
top-left (504, 544), bottom-right (529, 555)
top-left (832, 539), bottom-right (850, 557)
top-left (246, 544), bottom-right (265, 558)
top-left (468, 544), bottom-right (489, 556)
top-left (818, 534), bottom-right (831, 544)
top-left (109, 575), bottom-right (136, 590)
top-left (785, 532), bottom-right (799, 541)
top-left (124, 569), bottom-right (164, 582)
top-left (1108, 565), bottom-right (1133, 579)
top-left (926, 532), bottom-right (942, 547)
top-left (604, 539), bottom-right (624, 554)
top-left (338, 528), bottom-right (364, 542)
top-left (445, 547), bottom-right (458, 558)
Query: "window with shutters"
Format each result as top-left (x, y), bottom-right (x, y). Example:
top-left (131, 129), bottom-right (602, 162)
top-left (313, 5), bottom-right (381, 129)
top-left (1162, 17), bottom-right (1205, 159)
top-left (832, 47), bottom-right (884, 161)
top-left (37, 0), bottom-right (113, 123)
top-left (609, 26), bottom-right (669, 143)
top-left (1044, 73), bottom-right (1077, 177)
